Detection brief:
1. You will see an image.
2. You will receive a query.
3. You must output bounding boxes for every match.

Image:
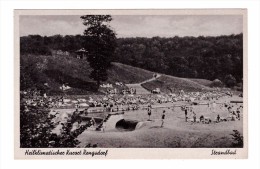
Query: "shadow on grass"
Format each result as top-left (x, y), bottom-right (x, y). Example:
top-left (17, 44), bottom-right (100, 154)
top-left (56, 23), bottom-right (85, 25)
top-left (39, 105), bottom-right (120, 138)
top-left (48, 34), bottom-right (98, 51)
top-left (44, 69), bottom-right (98, 92)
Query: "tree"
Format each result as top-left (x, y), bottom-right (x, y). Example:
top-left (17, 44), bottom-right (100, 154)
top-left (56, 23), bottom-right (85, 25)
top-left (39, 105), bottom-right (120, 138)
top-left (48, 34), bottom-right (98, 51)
top-left (224, 74), bottom-right (237, 87)
top-left (20, 35), bottom-right (51, 55)
top-left (81, 15), bottom-right (117, 87)
top-left (20, 90), bottom-right (91, 148)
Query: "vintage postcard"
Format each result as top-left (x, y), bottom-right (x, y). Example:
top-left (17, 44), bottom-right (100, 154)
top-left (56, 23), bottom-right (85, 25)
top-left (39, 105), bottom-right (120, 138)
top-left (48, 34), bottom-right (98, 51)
top-left (14, 9), bottom-right (247, 159)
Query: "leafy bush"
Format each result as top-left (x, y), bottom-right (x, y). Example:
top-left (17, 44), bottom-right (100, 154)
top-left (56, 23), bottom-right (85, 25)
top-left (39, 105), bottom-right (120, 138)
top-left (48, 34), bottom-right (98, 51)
top-left (20, 90), bottom-right (89, 148)
top-left (230, 130), bottom-right (243, 148)
top-left (210, 79), bottom-right (224, 87)
top-left (225, 74), bottom-right (237, 88)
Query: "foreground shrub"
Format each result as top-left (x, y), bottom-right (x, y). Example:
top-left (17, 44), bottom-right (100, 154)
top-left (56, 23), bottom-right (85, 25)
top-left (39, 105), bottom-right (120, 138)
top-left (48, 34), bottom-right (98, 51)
top-left (20, 90), bottom-right (88, 148)
top-left (230, 130), bottom-right (243, 148)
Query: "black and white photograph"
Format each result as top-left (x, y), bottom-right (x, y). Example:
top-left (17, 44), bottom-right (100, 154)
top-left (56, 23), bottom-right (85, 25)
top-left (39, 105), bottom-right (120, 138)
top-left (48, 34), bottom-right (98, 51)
top-left (14, 9), bottom-right (247, 159)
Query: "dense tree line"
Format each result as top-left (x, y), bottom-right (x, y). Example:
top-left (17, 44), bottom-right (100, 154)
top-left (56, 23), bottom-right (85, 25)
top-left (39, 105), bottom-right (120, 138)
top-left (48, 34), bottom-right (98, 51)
top-left (115, 34), bottom-right (243, 84)
top-left (20, 34), bottom-right (85, 55)
top-left (20, 33), bottom-right (243, 85)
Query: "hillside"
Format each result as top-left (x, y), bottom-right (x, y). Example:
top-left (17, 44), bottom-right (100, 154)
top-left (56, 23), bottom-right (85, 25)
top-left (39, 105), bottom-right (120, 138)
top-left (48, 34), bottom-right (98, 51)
top-left (21, 54), bottom-right (212, 95)
top-left (188, 78), bottom-right (212, 87)
top-left (107, 62), bottom-right (154, 84)
top-left (20, 54), bottom-right (154, 95)
top-left (21, 34), bottom-right (243, 86)
top-left (141, 75), bottom-right (212, 93)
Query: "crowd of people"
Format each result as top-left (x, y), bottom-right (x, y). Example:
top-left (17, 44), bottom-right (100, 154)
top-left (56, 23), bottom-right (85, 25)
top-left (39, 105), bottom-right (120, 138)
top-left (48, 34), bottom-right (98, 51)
top-left (143, 99), bottom-right (242, 128)
top-left (179, 101), bottom-right (243, 124)
top-left (21, 87), bottom-right (242, 134)
top-left (30, 89), bottom-right (232, 110)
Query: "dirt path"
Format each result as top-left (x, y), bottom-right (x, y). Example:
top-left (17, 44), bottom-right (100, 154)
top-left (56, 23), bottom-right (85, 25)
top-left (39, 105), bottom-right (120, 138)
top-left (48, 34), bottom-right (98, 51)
top-left (125, 74), bottom-right (161, 94)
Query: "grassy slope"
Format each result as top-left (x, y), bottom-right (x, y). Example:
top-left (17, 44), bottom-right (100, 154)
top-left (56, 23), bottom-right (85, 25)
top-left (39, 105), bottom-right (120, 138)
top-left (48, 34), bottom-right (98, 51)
top-left (21, 55), bottom-right (154, 95)
top-left (141, 74), bottom-right (212, 93)
top-left (22, 55), bottom-right (96, 95)
top-left (188, 78), bottom-right (212, 87)
top-left (108, 62), bottom-right (154, 84)
top-left (21, 54), bottom-right (211, 95)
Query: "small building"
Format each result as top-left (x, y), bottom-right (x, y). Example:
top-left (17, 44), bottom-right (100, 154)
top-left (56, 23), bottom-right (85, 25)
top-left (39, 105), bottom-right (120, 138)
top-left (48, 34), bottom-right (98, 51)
top-left (75, 48), bottom-right (88, 59)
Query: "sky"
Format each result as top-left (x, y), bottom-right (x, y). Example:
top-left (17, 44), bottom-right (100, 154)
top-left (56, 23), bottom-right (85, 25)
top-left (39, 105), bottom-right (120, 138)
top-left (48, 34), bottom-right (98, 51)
top-left (19, 15), bottom-right (243, 37)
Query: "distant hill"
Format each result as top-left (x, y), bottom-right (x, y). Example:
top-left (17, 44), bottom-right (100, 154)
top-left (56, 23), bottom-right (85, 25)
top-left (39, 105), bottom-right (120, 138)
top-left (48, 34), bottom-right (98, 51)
top-left (20, 54), bottom-right (212, 95)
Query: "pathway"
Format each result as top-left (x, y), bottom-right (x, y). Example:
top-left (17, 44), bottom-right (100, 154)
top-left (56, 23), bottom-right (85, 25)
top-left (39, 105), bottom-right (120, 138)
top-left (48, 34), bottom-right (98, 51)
top-left (125, 74), bottom-right (161, 95)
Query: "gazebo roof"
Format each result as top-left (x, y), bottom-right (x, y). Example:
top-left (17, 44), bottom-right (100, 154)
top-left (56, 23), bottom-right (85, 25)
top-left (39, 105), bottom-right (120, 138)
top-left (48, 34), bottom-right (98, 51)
top-left (76, 48), bottom-right (87, 53)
